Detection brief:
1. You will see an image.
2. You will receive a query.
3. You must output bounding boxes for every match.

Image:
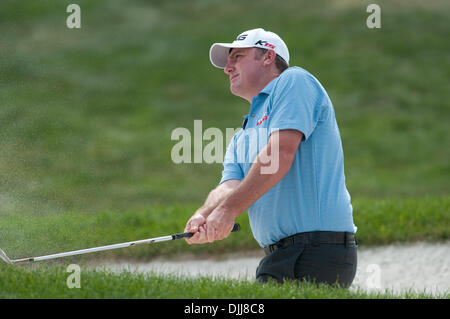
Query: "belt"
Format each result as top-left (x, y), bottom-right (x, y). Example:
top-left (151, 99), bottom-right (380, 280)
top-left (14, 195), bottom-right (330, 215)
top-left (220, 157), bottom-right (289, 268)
top-left (264, 231), bottom-right (356, 255)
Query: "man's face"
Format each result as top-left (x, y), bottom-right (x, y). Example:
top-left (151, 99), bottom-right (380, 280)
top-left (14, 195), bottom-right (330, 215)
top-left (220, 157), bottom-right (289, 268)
top-left (224, 48), bottom-right (265, 100)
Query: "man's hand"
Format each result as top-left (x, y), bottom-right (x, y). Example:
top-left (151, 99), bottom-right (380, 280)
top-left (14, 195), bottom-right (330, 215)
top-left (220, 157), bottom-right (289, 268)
top-left (184, 180), bottom-right (241, 245)
top-left (205, 206), bottom-right (236, 243)
top-left (184, 208), bottom-right (236, 244)
top-left (184, 213), bottom-right (209, 244)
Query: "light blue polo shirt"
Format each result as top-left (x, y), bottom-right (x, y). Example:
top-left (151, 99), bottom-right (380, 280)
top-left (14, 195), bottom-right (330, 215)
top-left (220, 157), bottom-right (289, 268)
top-left (220, 66), bottom-right (357, 248)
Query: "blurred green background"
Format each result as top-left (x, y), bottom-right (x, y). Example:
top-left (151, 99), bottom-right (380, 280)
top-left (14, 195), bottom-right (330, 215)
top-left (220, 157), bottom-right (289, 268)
top-left (0, 0), bottom-right (449, 247)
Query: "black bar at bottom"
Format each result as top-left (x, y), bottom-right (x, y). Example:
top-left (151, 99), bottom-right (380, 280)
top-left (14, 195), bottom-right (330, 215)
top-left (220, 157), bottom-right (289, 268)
top-left (0, 299), bottom-right (445, 317)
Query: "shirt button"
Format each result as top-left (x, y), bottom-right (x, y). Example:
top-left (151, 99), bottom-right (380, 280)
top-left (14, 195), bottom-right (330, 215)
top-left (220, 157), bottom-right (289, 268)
top-left (251, 114), bottom-right (255, 117)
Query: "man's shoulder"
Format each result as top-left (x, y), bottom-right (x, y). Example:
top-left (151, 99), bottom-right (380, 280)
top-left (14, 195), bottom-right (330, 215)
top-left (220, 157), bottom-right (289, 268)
top-left (279, 66), bottom-right (315, 82)
top-left (275, 66), bottom-right (323, 94)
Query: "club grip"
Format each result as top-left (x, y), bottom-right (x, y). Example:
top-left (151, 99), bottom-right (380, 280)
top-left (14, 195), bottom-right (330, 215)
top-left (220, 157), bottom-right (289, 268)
top-left (231, 223), bottom-right (241, 233)
top-left (173, 223), bottom-right (240, 240)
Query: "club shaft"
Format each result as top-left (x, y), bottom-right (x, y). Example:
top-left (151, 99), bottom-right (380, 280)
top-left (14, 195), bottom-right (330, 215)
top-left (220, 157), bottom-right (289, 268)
top-left (8, 223), bottom-right (240, 264)
top-left (12, 235), bottom-right (173, 263)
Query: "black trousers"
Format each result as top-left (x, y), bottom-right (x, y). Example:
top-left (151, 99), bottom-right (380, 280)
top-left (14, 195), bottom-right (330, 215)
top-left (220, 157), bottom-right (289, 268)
top-left (256, 232), bottom-right (358, 287)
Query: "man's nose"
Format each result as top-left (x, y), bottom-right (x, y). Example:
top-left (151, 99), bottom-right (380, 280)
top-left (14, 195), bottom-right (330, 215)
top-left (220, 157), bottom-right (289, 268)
top-left (224, 61), bottom-right (234, 75)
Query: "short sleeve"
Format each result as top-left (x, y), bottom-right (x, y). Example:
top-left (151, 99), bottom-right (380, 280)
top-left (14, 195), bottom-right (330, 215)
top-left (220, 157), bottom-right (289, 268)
top-left (219, 133), bottom-right (244, 184)
top-left (268, 69), bottom-right (324, 141)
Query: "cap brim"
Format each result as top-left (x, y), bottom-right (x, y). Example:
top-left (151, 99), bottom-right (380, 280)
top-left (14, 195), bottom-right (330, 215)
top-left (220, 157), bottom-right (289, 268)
top-left (209, 42), bottom-right (252, 69)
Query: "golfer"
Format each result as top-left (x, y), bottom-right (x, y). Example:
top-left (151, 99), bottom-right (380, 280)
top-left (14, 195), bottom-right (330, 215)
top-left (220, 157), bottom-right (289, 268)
top-left (184, 28), bottom-right (357, 286)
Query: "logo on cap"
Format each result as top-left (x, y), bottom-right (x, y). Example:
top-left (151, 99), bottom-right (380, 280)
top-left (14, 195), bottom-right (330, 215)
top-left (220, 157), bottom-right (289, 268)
top-left (236, 34), bottom-right (248, 41)
top-left (255, 40), bottom-right (275, 50)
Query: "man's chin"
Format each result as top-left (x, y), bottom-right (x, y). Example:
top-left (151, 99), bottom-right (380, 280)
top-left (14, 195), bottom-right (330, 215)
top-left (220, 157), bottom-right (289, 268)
top-left (229, 84), bottom-right (240, 96)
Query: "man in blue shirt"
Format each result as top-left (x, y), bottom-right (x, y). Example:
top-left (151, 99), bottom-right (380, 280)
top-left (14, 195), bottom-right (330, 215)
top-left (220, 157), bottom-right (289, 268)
top-left (184, 28), bottom-right (357, 286)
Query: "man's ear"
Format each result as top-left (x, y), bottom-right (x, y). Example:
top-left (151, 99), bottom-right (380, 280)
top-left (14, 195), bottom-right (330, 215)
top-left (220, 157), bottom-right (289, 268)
top-left (263, 50), bottom-right (277, 67)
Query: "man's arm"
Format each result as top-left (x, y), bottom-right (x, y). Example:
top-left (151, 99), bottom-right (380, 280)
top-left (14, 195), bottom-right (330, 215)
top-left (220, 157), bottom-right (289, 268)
top-left (205, 129), bottom-right (303, 242)
top-left (184, 179), bottom-right (240, 244)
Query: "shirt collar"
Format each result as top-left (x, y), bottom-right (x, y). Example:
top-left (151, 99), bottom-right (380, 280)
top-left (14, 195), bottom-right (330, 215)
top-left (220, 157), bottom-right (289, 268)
top-left (258, 76), bottom-right (278, 96)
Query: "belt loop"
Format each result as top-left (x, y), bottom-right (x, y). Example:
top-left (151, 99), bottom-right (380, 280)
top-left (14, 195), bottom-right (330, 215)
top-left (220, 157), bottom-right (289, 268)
top-left (289, 236), bottom-right (295, 246)
top-left (311, 232), bottom-right (320, 247)
top-left (345, 233), bottom-right (349, 248)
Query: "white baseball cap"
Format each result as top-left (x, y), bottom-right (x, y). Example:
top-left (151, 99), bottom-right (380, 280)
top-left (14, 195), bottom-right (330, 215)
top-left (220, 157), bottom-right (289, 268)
top-left (209, 28), bottom-right (290, 69)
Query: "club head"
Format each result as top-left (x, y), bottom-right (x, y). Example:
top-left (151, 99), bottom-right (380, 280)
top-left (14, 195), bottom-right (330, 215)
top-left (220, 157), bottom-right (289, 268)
top-left (0, 249), bottom-right (13, 265)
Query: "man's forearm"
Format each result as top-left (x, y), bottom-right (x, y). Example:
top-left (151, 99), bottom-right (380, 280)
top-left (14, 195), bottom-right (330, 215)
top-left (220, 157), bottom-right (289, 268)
top-left (196, 180), bottom-right (240, 218)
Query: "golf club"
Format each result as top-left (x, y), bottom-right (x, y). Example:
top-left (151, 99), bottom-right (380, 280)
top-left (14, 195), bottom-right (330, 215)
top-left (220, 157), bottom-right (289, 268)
top-left (0, 223), bottom-right (240, 265)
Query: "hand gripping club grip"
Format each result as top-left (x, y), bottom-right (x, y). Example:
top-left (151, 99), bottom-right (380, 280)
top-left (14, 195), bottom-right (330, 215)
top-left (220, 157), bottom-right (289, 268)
top-left (172, 223), bottom-right (240, 240)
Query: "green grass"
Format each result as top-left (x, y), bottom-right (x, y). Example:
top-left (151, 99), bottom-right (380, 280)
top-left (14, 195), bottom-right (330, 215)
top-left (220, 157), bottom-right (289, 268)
top-left (0, 264), bottom-right (446, 299)
top-left (0, 0), bottom-right (449, 299)
top-left (352, 196), bottom-right (449, 245)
